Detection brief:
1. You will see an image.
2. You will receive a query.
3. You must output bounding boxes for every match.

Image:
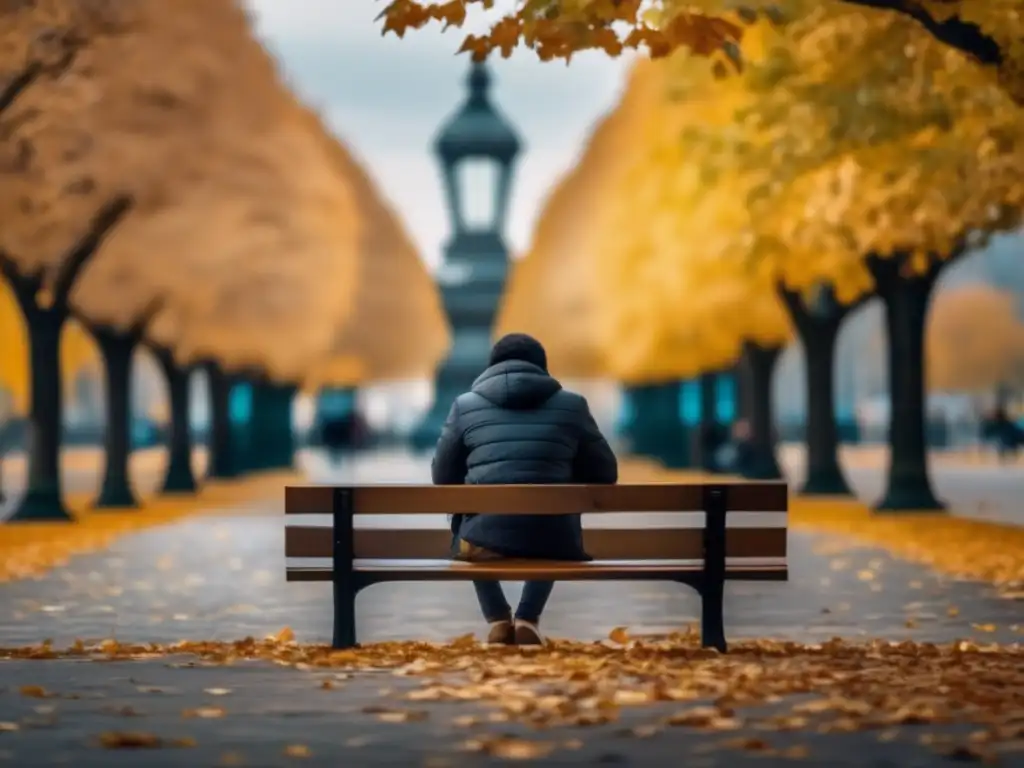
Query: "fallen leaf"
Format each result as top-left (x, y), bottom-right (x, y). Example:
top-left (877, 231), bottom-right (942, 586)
top-left (182, 707), bottom-right (225, 719)
top-left (608, 626), bottom-right (630, 645)
top-left (272, 627), bottom-right (295, 644)
top-left (283, 744), bottom-right (310, 758)
top-left (98, 732), bottom-right (182, 749)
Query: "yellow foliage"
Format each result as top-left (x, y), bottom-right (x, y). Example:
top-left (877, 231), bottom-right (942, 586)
top-left (377, 0), bottom-right (1024, 104)
top-left (0, 284), bottom-right (98, 413)
top-left (299, 109), bottom-right (450, 387)
top-left (587, 58), bottom-right (791, 382)
top-left (0, 0), bottom-right (365, 384)
top-left (791, 496), bottom-right (1024, 594)
top-left (584, 3), bottom-right (1024, 384)
top-left (719, 5), bottom-right (1024, 289)
top-left (497, 61), bottom-right (663, 378)
top-left (926, 284), bottom-right (1024, 393)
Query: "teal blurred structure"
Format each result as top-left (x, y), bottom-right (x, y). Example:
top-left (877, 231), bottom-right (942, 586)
top-left (412, 62), bottom-right (523, 451)
top-left (617, 372), bottom-right (738, 469)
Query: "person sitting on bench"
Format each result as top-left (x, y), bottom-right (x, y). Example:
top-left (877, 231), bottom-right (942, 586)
top-left (431, 333), bottom-right (618, 646)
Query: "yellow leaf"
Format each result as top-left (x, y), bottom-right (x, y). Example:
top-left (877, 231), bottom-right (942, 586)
top-left (608, 626), bottom-right (630, 644)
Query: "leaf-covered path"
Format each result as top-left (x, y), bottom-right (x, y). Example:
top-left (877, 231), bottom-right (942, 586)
top-left (0, 450), bottom-right (1021, 765)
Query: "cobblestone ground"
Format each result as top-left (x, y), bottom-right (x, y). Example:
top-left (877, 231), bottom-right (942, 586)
top-left (0, 451), bottom-right (1021, 766)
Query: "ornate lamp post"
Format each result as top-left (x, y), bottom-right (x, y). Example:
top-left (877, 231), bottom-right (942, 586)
top-left (412, 62), bottom-right (522, 449)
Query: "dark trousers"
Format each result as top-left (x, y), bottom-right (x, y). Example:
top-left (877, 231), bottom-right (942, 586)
top-left (473, 580), bottom-right (554, 624)
top-left (455, 538), bottom-right (554, 623)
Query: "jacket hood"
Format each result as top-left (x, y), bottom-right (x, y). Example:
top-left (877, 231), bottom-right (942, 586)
top-left (471, 359), bottom-right (562, 410)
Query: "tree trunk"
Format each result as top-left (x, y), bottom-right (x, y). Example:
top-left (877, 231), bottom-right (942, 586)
top-left (735, 360), bottom-right (752, 422)
top-left (616, 386), bottom-right (638, 441)
top-left (267, 384), bottom-right (296, 469)
top-left (778, 286), bottom-right (856, 497)
top-left (246, 382), bottom-right (269, 472)
top-left (155, 350), bottom-right (196, 494)
top-left (204, 362), bottom-right (238, 479)
top-left (2, 197), bottom-right (131, 522)
top-left (741, 342), bottom-right (783, 480)
top-left (629, 384), bottom-right (658, 458)
top-left (653, 380), bottom-right (690, 469)
top-left (8, 304), bottom-right (71, 521)
top-left (93, 328), bottom-right (138, 509)
top-left (802, 324), bottom-right (851, 495)
top-left (696, 372), bottom-right (719, 472)
top-left (230, 378), bottom-right (254, 475)
top-left (871, 257), bottom-right (945, 512)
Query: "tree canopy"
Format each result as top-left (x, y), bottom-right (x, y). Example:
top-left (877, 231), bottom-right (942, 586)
top-left (496, 60), bottom-right (657, 378)
top-left (379, 0), bottom-right (1024, 104)
top-left (0, 286), bottom-right (96, 412)
top-left (927, 284), bottom-right (1024, 393)
top-left (301, 108), bottom-right (450, 389)
top-left (1, 0), bottom-right (445, 390)
top-left (569, 2), bottom-right (1024, 383)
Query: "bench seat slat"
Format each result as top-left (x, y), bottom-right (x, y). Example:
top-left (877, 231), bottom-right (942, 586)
top-left (285, 526), bottom-right (787, 561)
top-left (285, 558), bottom-right (788, 582)
top-left (285, 482), bottom-right (788, 516)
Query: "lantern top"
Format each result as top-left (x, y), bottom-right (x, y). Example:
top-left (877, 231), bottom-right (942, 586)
top-left (434, 61), bottom-right (522, 164)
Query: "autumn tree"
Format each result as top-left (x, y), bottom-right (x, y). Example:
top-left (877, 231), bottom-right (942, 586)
top-left (377, 0), bottom-right (1024, 104)
top-left (585, 5), bottom-right (1024, 506)
top-left (927, 284), bottom-right (1024, 395)
top-left (573, 54), bottom-right (791, 477)
top-left (496, 61), bottom-right (690, 459)
top-left (82, 101), bottom-right (363, 494)
top-left (0, 288), bottom-right (98, 415)
top-left (720, 6), bottom-right (1024, 509)
top-left (297, 107), bottom-right (449, 395)
top-left (0, 0), bottom-right (362, 518)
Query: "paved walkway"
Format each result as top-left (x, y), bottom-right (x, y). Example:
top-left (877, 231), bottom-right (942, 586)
top-left (779, 445), bottom-right (1024, 527)
top-left (1, 450), bottom-right (1021, 766)
top-left (2, 450), bottom-right (1020, 648)
top-left (3, 656), bottom-right (1019, 767)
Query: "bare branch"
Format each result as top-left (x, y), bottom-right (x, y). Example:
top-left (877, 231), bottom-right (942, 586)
top-left (0, 61), bottom-right (43, 117)
top-left (51, 195), bottom-right (133, 307)
top-left (129, 296), bottom-right (164, 338)
top-left (839, 0), bottom-right (1002, 67)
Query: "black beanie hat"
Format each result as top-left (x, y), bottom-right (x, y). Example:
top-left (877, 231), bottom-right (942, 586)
top-left (489, 333), bottom-right (548, 372)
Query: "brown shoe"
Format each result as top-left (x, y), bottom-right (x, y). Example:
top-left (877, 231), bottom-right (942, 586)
top-left (487, 620), bottom-right (515, 645)
top-left (514, 619), bottom-right (544, 646)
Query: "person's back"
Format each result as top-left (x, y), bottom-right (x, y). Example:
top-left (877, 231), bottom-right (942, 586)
top-left (430, 333), bottom-right (618, 645)
top-left (432, 336), bottom-right (618, 560)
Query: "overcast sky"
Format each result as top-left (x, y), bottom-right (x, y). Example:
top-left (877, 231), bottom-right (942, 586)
top-left (243, 0), bottom-right (630, 269)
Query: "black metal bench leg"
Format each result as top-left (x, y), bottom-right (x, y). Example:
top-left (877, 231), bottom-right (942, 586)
top-left (331, 487), bottom-right (357, 649)
top-left (332, 581), bottom-right (357, 649)
top-left (701, 485), bottom-right (728, 653)
top-left (700, 581), bottom-right (727, 653)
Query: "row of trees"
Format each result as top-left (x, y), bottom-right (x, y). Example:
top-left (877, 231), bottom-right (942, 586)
top-left (500, 3), bottom-right (1024, 511)
top-left (926, 285), bottom-right (1024, 397)
top-left (0, 0), bottom-right (447, 521)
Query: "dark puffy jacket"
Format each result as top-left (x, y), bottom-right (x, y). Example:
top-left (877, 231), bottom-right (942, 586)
top-left (431, 359), bottom-right (618, 560)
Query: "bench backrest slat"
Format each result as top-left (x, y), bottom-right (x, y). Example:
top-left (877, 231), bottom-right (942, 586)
top-left (285, 525), bottom-right (787, 561)
top-left (284, 482), bottom-right (787, 515)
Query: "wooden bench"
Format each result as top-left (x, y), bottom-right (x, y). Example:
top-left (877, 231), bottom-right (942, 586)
top-left (284, 482), bottom-right (788, 652)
